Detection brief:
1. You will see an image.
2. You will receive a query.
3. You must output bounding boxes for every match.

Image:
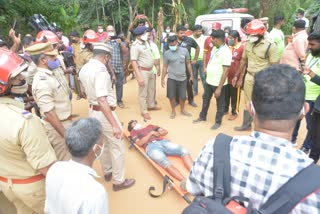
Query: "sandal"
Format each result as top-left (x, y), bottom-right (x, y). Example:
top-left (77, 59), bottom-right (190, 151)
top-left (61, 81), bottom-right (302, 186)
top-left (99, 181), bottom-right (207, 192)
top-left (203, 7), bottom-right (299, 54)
top-left (170, 112), bottom-right (176, 119)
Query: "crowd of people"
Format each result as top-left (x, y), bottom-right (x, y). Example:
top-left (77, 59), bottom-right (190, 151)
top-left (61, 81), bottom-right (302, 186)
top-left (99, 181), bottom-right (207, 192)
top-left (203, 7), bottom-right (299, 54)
top-left (0, 7), bottom-right (320, 213)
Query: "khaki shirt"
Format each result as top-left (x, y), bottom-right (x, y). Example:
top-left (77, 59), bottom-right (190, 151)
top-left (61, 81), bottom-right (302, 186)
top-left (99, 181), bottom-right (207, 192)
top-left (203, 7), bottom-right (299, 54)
top-left (242, 39), bottom-right (278, 75)
top-left (79, 59), bottom-right (116, 107)
top-left (130, 39), bottom-right (154, 69)
top-left (32, 67), bottom-right (72, 120)
top-left (0, 97), bottom-right (56, 179)
top-left (77, 49), bottom-right (93, 72)
top-left (26, 61), bottom-right (38, 86)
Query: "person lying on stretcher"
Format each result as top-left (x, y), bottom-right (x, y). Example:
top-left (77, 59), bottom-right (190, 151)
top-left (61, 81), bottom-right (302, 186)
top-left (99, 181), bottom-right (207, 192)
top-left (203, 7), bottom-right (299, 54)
top-left (128, 120), bottom-right (193, 185)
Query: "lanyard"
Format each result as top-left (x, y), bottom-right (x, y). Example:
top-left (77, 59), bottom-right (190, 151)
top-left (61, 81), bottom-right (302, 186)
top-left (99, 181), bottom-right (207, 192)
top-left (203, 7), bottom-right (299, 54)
top-left (308, 56), bottom-right (320, 70)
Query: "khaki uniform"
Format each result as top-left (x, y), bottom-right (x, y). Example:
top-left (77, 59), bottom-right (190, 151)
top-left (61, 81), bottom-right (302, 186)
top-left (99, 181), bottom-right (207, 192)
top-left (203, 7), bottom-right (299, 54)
top-left (32, 67), bottom-right (72, 161)
top-left (0, 97), bottom-right (56, 214)
top-left (76, 48), bottom-right (93, 72)
top-left (79, 59), bottom-right (125, 184)
top-left (130, 40), bottom-right (156, 114)
top-left (26, 61), bottom-right (38, 86)
top-left (242, 39), bottom-right (278, 103)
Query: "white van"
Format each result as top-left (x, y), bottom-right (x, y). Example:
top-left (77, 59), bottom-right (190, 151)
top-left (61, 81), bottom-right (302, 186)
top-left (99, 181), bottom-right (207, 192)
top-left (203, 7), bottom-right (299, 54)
top-left (195, 12), bottom-right (254, 35)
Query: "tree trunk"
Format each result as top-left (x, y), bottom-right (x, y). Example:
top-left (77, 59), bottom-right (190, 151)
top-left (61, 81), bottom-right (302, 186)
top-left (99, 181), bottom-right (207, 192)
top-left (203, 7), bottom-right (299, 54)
top-left (118, 0), bottom-right (122, 32)
top-left (101, 0), bottom-right (105, 21)
top-left (95, 0), bottom-right (100, 24)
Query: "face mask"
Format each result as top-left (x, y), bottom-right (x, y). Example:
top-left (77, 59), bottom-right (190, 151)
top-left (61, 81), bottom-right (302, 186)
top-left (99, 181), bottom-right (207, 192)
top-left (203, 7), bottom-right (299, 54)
top-left (93, 143), bottom-right (105, 160)
top-left (227, 39), bottom-right (235, 46)
top-left (98, 29), bottom-right (103, 33)
top-left (165, 29), bottom-right (170, 33)
top-left (249, 35), bottom-right (259, 43)
top-left (11, 79), bottom-right (28, 95)
top-left (47, 58), bottom-right (61, 70)
top-left (169, 45), bottom-right (177, 51)
top-left (311, 48), bottom-right (320, 57)
top-left (80, 42), bottom-right (85, 49)
top-left (133, 123), bottom-right (142, 130)
top-left (145, 24), bottom-right (149, 28)
top-left (225, 33), bottom-right (229, 37)
top-left (108, 32), bottom-right (115, 37)
top-left (140, 34), bottom-right (148, 41)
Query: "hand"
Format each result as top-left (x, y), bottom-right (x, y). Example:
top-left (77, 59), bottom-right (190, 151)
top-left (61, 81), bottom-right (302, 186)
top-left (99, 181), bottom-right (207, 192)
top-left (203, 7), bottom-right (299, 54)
top-left (116, 38), bottom-right (121, 44)
top-left (203, 67), bottom-right (207, 75)
top-left (232, 76), bottom-right (238, 87)
top-left (302, 65), bottom-right (311, 75)
top-left (112, 74), bottom-right (116, 83)
top-left (157, 70), bottom-right (161, 77)
top-left (189, 76), bottom-right (194, 84)
top-left (214, 87), bottom-right (221, 98)
top-left (152, 131), bottom-right (160, 137)
top-left (9, 28), bottom-right (21, 45)
top-left (112, 125), bottom-right (122, 139)
top-left (65, 66), bottom-right (74, 74)
top-left (191, 60), bottom-right (197, 65)
top-left (236, 79), bottom-right (243, 88)
top-left (161, 79), bottom-right (165, 88)
top-left (137, 78), bottom-right (145, 87)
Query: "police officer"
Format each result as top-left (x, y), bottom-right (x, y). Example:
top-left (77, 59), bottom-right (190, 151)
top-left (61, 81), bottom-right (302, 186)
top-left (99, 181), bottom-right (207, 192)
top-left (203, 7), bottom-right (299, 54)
top-left (79, 43), bottom-right (135, 191)
top-left (131, 26), bottom-right (161, 120)
top-left (232, 19), bottom-right (278, 131)
top-left (0, 48), bottom-right (56, 214)
top-left (26, 42), bottom-right (73, 161)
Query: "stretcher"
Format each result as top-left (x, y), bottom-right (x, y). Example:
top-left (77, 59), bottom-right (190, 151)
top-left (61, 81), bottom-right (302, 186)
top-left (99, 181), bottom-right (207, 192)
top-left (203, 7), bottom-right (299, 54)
top-left (124, 130), bottom-right (192, 204)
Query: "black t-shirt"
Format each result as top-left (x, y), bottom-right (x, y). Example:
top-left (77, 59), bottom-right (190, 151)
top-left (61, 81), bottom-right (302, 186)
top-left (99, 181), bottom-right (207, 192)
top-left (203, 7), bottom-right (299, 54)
top-left (165, 36), bottom-right (198, 56)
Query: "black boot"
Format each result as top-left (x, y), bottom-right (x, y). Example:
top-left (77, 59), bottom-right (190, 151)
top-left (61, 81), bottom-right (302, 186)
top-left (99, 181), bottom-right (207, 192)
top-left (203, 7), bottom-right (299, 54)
top-left (234, 110), bottom-right (252, 131)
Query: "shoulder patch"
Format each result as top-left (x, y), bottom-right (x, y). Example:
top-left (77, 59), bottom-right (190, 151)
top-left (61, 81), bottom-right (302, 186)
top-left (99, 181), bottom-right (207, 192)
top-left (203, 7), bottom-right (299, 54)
top-left (22, 111), bottom-right (33, 119)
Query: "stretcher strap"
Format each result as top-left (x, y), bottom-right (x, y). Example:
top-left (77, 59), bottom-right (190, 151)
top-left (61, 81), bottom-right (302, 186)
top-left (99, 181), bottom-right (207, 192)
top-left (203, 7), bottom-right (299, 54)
top-left (148, 175), bottom-right (172, 198)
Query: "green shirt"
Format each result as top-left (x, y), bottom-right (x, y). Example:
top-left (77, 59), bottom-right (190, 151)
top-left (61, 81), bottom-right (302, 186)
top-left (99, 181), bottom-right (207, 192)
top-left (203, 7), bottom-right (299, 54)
top-left (269, 28), bottom-right (285, 60)
top-left (305, 54), bottom-right (320, 101)
top-left (206, 44), bottom-right (232, 86)
top-left (147, 41), bottom-right (160, 74)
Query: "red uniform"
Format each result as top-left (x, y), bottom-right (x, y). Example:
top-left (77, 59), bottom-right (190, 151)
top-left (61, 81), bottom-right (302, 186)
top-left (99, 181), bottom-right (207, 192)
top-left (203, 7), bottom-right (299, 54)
top-left (228, 43), bottom-right (244, 84)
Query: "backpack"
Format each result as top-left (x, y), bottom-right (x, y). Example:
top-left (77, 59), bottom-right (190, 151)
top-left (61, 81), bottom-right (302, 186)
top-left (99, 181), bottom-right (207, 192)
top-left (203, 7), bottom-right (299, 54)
top-left (182, 133), bottom-right (320, 214)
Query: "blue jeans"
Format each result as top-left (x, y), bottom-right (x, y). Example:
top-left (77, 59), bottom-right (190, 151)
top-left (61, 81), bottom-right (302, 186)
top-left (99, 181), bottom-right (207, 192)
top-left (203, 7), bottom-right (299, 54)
top-left (146, 139), bottom-right (189, 168)
top-left (115, 71), bottom-right (124, 104)
top-left (291, 100), bottom-right (314, 149)
top-left (192, 60), bottom-right (205, 94)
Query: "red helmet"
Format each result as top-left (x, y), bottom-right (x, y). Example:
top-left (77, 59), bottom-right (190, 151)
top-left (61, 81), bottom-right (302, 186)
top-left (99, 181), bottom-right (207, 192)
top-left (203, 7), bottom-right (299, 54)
top-left (36, 30), bottom-right (60, 44)
top-left (0, 48), bottom-right (28, 94)
top-left (246, 19), bottom-right (266, 35)
top-left (212, 22), bottom-right (222, 30)
top-left (82, 30), bottom-right (99, 44)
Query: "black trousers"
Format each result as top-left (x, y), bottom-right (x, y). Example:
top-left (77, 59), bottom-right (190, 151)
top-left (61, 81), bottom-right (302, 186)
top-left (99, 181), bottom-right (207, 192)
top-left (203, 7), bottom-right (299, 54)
top-left (309, 110), bottom-right (320, 163)
top-left (199, 83), bottom-right (226, 124)
top-left (224, 84), bottom-right (240, 115)
top-left (176, 70), bottom-right (193, 103)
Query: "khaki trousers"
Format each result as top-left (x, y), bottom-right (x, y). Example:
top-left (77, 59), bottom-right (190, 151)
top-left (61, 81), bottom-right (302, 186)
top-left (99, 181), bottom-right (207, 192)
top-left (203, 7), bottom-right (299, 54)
top-left (139, 71), bottom-right (156, 114)
top-left (0, 179), bottom-right (45, 214)
top-left (243, 73), bottom-right (254, 104)
top-left (90, 110), bottom-right (125, 184)
top-left (44, 120), bottom-right (72, 161)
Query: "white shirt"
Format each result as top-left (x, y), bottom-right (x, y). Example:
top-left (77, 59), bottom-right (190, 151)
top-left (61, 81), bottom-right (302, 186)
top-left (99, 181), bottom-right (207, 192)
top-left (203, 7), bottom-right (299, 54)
top-left (45, 160), bottom-right (108, 214)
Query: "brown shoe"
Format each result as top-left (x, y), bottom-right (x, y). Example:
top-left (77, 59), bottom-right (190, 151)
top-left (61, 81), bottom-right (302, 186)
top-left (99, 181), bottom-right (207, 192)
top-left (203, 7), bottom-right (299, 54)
top-left (142, 113), bottom-right (151, 120)
top-left (104, 173), bottom-right (112, 182)
top-left (113, 179), bottom-right (135, 191)
top-left (228, 114), bottom-right (238, 121)
top-left (147, 106), bottom-right (161, 111)
top-left (118, 102), bottom-right (125, 108)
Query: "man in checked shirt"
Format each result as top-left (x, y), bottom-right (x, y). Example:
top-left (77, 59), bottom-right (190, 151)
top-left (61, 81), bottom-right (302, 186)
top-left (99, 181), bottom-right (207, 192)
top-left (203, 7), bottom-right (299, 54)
top-left (187, 64), bottom-right (320, 213)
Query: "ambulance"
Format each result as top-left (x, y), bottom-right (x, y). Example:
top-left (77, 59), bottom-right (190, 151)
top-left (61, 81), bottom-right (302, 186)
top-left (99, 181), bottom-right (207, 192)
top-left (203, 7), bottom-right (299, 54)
top-left (195, 8), bottom-right (254, 35)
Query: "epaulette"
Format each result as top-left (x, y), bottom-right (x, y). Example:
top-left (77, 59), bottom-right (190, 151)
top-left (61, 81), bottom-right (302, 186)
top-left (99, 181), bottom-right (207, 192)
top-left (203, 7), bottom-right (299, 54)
top-left (132, 41), bottom-right (138, 46)
top-left (21, 111), bottom-right (33, 119)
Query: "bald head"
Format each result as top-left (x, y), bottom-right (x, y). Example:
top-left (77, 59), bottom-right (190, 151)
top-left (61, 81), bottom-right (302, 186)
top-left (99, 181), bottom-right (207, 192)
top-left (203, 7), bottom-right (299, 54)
top-left (106, 25), bottom-right (115, 33)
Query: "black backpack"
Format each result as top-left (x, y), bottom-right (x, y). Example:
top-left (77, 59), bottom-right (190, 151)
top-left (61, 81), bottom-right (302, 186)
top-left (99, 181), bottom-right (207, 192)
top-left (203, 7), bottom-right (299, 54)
top-left (183, 133), bottom-right (320, 214)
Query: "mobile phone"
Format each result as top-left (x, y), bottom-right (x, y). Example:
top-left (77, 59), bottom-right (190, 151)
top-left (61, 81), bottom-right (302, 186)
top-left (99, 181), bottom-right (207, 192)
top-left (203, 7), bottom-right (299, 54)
top-left (12, 20), bottom-right (17, 30)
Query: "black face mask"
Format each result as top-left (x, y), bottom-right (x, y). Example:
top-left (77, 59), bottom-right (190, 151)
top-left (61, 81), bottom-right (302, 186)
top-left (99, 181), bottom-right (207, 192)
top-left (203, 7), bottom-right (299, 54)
top-left (311, 48), bottom-right (320, 57)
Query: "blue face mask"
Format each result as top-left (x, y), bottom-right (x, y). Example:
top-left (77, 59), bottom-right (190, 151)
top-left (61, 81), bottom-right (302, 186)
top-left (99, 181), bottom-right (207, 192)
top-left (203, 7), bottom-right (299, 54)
top-left (169, 45), bottom-right (177, 51)
top-left (47, 58), bottom-right (61, 70)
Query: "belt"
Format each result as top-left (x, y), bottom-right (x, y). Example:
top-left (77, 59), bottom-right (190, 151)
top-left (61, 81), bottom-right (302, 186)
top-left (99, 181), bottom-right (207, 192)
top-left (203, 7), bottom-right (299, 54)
top-left (0, 174), bottom-right (45, 184)
top-left (44, 115), bottom-right (72, 123)
top-left (90, 104), bottom-right (116, 111)
top-left (138, 66), bottom-right (153, 71)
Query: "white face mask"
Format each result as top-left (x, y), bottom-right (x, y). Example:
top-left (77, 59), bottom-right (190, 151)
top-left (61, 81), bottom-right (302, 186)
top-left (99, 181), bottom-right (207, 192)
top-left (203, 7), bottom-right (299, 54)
top-left (98, 29), bottom-right (103, 33)
top-left (165, 29), bottom-right (170, 33)
top-left (140, 34), bottom-right (148, 41)
top-left (80, 42), bottom-right (85, 49)
top-left (11, 80), bottom-right (28, 95)
top-left (249, 35), bottom-right (259, 43)
top-left (145, 24), bottom-right (149, 28)
top-left (108, 32), bottom-right (115, 37)
top-left (93, 143), bottom-right (105, 160)
top-left (133, 123), bottom-right (142, 130)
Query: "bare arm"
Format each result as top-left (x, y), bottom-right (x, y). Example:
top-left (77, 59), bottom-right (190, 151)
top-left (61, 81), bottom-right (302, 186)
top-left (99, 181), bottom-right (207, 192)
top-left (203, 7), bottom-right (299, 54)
top-left (193, 45), bottom-right (200, 62)
top-left (135, 131), bottom-right (158, 146)
top-left (44, 110), bottom-right (66, 137)
top-left (186, 60), bottom-right (194, 81)
top-left (161, 63), bottom-right (168, 88)
top-left (154, 59), bottom-right (161, 76)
